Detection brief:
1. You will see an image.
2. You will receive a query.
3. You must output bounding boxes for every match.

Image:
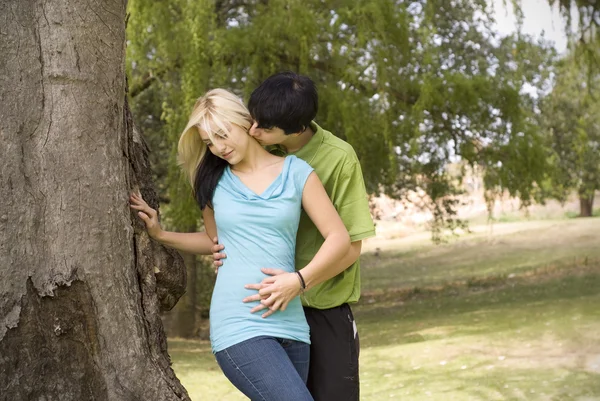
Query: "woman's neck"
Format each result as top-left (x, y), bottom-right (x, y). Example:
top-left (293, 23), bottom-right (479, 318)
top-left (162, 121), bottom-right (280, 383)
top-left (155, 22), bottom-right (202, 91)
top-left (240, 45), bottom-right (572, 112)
top-left (231, 140), bottom-right (279, 173)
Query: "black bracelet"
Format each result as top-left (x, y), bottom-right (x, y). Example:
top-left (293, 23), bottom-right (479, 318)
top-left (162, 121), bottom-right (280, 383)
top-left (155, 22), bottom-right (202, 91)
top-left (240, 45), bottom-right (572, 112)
top-left (295, 271), bottom-right (306, 290)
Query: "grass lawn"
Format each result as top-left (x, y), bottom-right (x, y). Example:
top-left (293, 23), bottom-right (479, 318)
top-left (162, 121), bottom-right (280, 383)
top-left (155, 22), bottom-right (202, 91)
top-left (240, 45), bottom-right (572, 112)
top-left (169, 218), bottom-right (600, 400)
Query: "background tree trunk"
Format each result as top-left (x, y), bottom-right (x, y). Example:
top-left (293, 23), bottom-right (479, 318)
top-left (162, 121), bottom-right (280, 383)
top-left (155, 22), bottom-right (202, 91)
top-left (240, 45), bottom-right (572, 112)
top-left (162, 253), bottom-right (215, 340)
top-left (0, 1), bottom-right (190, 400)
top-left (579, 193), bottom-right (594, 217)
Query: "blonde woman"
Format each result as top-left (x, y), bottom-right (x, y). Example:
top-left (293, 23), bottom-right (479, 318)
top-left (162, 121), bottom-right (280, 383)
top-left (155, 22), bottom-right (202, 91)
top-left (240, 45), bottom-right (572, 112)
top-left (130, 89), bottom-right (350, 401)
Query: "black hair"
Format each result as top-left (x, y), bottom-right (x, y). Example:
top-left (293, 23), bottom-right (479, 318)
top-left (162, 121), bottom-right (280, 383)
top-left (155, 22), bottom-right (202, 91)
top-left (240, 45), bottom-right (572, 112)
top-left (248, 71), bottom-right (318, 135)
top-left (194, 150), bottom-right (228, 210)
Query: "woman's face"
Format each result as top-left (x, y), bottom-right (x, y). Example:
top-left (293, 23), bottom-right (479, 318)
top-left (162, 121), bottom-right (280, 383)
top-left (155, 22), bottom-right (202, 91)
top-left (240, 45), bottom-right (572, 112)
top-left (198, 122), bottom-right (250, 165)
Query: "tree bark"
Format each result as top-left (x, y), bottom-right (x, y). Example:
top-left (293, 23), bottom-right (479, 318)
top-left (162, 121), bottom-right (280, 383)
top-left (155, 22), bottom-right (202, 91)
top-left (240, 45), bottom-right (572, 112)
top-left (0, 1), bottom-right (189, 400)
top-left (579, 192), bottom-right (594, 217)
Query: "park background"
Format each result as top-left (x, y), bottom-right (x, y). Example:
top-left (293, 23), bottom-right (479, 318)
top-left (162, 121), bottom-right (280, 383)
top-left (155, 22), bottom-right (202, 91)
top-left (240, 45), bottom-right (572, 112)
top-left (129, 0), bottom-right (600, 399)
top-left (125, 1), bottom-right (600, 399)
top-left (1, 0), bottom-right (599, 400)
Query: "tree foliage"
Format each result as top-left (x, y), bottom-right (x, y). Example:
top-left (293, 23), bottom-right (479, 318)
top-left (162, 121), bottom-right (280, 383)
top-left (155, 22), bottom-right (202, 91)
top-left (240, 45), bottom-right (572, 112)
top-left (126, 0), bottom-right (556, 240)
top-left (539, 47), bottom-right (600, 216)
top-left (548, 0), bottom-right (599, 44)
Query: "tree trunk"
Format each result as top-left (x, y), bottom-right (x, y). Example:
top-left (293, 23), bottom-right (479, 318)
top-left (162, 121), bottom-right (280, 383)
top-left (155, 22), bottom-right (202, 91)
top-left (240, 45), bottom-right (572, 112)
top-left (0, 1), bottom-right (190, 400)
top-left (170, 252), bottom-right (198, 338)
top-left (579, 192), bottom-right (594, 217)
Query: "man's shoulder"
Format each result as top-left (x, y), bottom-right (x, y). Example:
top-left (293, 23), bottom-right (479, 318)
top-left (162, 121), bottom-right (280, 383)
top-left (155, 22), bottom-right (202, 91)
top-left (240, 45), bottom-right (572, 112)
top-left (317, 127), bottom-right (359, 165)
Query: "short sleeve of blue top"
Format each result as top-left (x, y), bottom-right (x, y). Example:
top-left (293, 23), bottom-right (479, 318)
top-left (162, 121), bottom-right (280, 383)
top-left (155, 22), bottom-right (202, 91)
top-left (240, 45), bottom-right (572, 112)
top-left (209, 155), bottom-right (314, 353)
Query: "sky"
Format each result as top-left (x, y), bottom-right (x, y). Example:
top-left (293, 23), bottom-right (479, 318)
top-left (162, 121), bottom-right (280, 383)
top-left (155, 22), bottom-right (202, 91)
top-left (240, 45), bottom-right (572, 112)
top-left (492, 0), bottom-right (573, 53)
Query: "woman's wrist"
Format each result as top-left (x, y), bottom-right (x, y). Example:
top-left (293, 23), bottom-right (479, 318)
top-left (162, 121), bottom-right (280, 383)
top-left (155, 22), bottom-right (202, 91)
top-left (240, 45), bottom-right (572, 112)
top-left (151, 228), bottom-right (165, 242)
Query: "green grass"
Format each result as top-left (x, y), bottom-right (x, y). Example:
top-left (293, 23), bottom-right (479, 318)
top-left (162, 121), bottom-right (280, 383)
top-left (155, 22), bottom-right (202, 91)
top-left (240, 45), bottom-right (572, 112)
top-left (169, 218), bottom-right (600, 400)
top-left (565, 208), bottom-right (600, 218)
top-left (169, 339), bottom-right (246, 400)
top-left (357, 271), bottom-right (600, 400)
top-left (360, 218), bottom-right (600, 296)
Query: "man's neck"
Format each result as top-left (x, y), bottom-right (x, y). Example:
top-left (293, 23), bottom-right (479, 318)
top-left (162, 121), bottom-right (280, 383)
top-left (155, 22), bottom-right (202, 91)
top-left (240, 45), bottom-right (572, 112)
top-left (280, 126), bottom-right (315, 153)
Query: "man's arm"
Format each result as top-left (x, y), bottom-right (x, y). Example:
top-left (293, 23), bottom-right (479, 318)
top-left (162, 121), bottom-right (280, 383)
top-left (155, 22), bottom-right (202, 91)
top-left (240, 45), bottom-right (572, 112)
top-left (242, 155), bottom-right (375, 317)
top-left (302, 240), bottom-right (361, 289)
top-left (242, 172), bottom-right (351, 317)
top-left (243, 240), bottom-right (361, 313)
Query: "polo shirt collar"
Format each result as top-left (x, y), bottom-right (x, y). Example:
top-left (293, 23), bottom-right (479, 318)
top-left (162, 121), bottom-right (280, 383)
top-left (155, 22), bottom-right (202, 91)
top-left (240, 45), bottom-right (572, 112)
top-left (291, 121), bottom-right (324, 164)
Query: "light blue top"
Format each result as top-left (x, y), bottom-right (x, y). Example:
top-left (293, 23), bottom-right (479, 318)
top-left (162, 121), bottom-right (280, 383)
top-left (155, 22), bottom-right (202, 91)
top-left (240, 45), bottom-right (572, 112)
top-left (209, 155), bottom-right (314, 353)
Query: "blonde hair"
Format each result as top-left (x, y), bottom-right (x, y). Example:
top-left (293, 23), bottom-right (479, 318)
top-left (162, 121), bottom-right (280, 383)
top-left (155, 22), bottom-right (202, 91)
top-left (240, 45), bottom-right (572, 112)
top-left (178, 89), bottom-right (253, 189)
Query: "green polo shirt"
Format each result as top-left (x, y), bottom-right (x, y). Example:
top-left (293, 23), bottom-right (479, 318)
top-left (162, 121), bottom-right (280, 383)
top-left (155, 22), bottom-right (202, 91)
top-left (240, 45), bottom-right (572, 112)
top-left (281, 122), bottom-right (376, 309)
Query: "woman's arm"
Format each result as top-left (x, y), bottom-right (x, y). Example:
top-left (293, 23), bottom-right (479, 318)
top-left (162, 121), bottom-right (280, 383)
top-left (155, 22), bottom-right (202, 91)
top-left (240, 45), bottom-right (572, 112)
top-left (129, 192), bottom-right (215, 255)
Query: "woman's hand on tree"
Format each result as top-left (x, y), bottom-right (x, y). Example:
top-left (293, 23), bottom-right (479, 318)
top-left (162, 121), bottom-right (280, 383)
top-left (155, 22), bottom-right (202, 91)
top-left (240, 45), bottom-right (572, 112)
top-left (129, 192), bottom-right (162, 240)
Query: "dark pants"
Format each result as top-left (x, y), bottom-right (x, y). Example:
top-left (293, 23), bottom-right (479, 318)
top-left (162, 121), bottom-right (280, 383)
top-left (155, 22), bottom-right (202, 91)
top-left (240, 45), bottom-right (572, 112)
top-left (304, 304), bottom-right (360, 401)
top-left (215, 336), bottom-right (313, 401)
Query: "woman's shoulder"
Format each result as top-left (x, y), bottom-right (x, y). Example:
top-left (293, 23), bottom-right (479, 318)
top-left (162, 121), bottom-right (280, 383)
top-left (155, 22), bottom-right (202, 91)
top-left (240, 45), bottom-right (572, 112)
top-left (286, 155), bottom-right (312, 171)
top-left (285, 155), bottom-right (314, 188)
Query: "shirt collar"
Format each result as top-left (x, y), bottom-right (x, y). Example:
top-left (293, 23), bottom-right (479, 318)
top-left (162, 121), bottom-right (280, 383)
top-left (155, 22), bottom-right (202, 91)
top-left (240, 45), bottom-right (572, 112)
top-left (290, 121), bottom-right (323, 164)
top-left (268, 121), bottom-right (324, 161)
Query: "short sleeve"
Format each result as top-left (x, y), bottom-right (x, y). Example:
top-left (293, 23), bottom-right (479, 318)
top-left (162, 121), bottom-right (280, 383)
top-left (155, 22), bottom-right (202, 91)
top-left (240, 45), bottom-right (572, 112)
top-left (332, 160), bottom-right (376, 242)
top-left (290, 156), bottom-right (314, 195)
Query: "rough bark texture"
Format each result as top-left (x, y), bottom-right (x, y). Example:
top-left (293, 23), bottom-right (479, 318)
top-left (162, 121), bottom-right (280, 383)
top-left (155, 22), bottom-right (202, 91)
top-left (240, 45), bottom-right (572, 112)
top-left (0, 1), bottom-right (189, 400)
top-left (161, 253), bottom-right (198, 339)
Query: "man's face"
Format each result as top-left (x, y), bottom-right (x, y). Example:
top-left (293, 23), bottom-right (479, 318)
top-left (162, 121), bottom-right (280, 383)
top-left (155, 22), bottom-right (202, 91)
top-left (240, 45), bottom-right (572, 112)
top-left (249, 122), bottom-right (289, 146)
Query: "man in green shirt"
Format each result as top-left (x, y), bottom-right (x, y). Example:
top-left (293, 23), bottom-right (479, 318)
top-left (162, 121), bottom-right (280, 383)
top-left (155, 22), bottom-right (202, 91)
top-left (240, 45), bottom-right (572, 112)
top-left (213, 72), bottom-right (375, 400)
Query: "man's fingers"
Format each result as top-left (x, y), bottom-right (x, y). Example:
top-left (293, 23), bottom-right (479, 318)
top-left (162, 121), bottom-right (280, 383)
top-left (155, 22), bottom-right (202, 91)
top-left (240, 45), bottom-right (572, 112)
top-left (212, 251), bottom-right (227, 260)
top-left (270, 300), bottom-right (283, 312)
top-left (244, 283), bottom-right (264, 291)
top-left (258, 285), bottom-right (275, 297)
top-left (261, 300), bottom-right (282, 318)
top-left (211, 244), bottom-right (225, 253)
top-left (250, 303), bottom-right (268, 314)
top-left (213, 260), bottom-right (223, 267)
top-left (261, 309), bottom-right (275, 318)
top-left (260, 295), bottom-right (275, 307)
top-left (260, 276), bottom-right (277, 285)
top-left (261, 268), bottom-right (287, 276)
top-left (242, 294), bottom-right (263, 303)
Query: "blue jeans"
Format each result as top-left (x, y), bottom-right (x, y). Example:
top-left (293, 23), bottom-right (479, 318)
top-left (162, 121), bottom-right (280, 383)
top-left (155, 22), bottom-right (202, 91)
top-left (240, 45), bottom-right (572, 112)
top-left (215, 336), bottom-right (313, 401)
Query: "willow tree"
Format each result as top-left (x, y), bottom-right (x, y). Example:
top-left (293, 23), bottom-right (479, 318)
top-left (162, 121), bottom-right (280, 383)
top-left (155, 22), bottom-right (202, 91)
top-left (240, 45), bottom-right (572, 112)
top-left (127, 0), bottom-right (556, 243)
top-left (0, 0), bottom-right (189, 399)
top-left (546, 0), bottom-right (599, 45)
